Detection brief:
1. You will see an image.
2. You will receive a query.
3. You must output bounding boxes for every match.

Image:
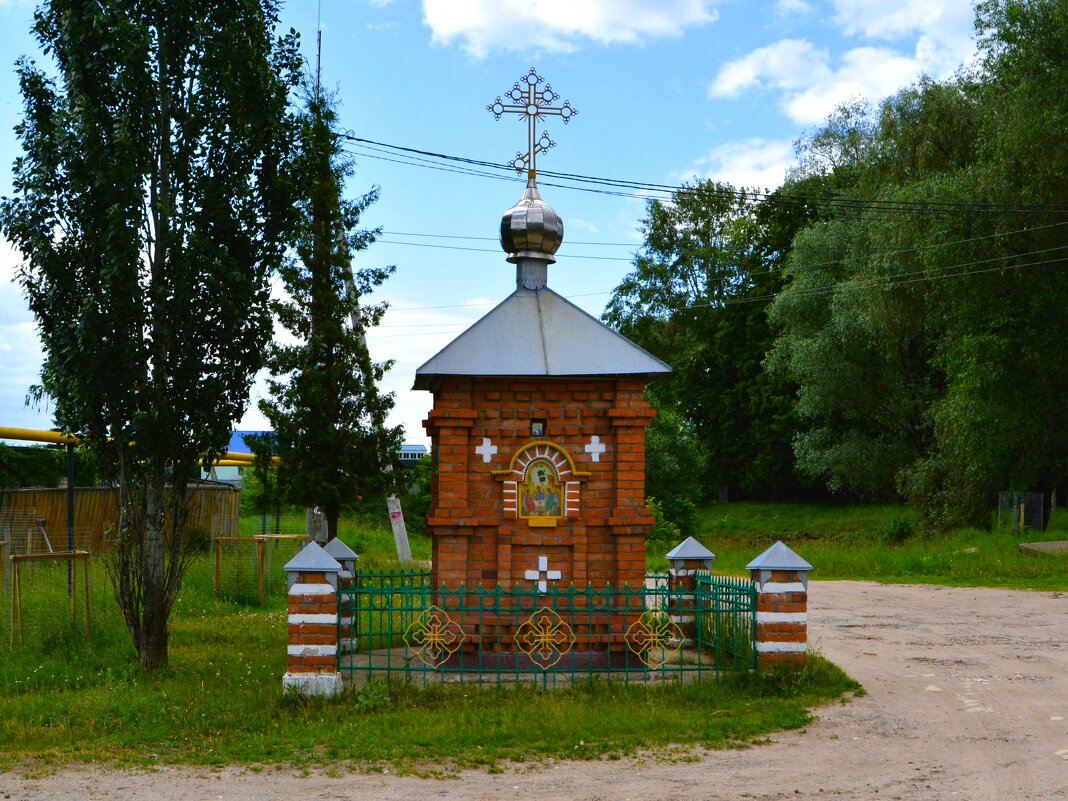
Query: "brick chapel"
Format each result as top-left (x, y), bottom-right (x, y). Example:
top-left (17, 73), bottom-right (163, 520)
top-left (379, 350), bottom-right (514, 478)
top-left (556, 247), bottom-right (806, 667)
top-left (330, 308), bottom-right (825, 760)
top-left (414, 170), bottom-right (670, 598)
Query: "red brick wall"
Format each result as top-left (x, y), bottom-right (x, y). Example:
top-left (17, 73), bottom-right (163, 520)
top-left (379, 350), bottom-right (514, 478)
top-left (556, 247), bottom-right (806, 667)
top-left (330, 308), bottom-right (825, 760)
top-left (424, 376), bottom-right (656, 593)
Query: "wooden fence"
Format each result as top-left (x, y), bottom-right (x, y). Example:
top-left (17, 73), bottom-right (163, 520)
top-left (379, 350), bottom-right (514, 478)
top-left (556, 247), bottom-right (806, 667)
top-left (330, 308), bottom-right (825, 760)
top-left (0, 484), bottom-right (240, 552)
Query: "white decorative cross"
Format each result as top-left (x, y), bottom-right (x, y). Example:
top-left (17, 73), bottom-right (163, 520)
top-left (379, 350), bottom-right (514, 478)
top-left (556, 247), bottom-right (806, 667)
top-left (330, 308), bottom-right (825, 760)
top-left (475, 437), bottom-right (498, 463)
top-left (585, 435), bottom-right (606, 463)
top-left (524, 555), bottom-right (562, 593)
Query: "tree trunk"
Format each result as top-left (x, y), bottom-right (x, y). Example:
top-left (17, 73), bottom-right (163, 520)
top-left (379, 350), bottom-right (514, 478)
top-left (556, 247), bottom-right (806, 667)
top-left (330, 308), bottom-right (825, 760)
top-left (139, 472), bottom-right (170, 670)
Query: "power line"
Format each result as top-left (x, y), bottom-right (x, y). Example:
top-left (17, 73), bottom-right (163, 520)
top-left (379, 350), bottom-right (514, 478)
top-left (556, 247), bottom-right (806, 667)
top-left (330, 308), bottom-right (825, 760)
top-left (382, 230), bottom-right (637, 247)
top-left (375, 241), bottom-right (1066, 327)
top-left (377, 238), bottom-right (633, 262)
top-left (371, 218), bottom-right (1068, 295)
top-left (340, 133), bottom-right (1068, 218)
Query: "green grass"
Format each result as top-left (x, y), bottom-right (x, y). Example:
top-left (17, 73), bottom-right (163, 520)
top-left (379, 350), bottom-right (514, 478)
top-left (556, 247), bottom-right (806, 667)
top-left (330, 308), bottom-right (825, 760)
top-left (236, 506), bottom-right (432, 567)
top-left (10, 498), bottom-right (1058, 772)
top-left (0, 555), bottom-right (858, 772)
top-left (648, 502), bottom-right (1068, 590)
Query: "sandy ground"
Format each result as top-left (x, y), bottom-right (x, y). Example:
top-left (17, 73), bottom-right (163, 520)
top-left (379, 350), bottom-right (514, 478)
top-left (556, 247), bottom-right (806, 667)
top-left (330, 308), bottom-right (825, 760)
top-left (2, 580), bottom-right (1066, 800)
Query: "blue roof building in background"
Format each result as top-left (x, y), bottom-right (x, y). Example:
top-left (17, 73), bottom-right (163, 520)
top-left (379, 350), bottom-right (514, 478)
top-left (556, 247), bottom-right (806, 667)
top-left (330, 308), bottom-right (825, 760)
top-left (203, 433), bottom-right (428, 486)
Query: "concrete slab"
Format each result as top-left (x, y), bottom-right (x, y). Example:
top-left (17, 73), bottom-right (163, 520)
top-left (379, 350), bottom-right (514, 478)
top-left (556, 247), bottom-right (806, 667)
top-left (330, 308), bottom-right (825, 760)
top-left (1016, 540), bottom-right (1068, 555)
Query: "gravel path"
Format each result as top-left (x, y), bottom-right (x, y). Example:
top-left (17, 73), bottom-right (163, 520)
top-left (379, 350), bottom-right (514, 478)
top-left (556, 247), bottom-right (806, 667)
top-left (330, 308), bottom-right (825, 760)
top-left (3, 581), bottom-right (1066, 800)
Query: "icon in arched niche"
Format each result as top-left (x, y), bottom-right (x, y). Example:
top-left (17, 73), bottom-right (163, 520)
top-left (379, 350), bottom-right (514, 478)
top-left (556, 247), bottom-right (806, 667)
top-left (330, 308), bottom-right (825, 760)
top-left (521, 458), bottom-right (563, 518)
top-left (494, 441), bottom-right (591, 524)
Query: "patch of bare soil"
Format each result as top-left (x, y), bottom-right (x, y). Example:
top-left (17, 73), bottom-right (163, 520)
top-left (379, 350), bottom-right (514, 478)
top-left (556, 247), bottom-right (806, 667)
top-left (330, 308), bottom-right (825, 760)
top-left (3, 581), bottom-right (1066, 800)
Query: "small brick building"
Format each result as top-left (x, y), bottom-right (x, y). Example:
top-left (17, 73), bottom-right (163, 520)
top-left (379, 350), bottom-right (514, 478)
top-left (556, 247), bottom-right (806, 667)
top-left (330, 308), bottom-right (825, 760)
top-left (414, 178), bottom-right (669, 661)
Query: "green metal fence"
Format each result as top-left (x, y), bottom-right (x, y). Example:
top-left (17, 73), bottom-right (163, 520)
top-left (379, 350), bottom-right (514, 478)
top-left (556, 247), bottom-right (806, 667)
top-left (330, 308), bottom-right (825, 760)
top-left (338, 572), bottom-right (755, 685)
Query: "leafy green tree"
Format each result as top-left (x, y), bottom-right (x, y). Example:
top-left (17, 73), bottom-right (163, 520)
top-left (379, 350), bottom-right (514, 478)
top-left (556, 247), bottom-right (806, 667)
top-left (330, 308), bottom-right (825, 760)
top-left (643, 407), bottom-right (704, 536)
top-left (252, 85), bottom-right (402, 542)
top-left (768, 79), bottom-right (983, 500)
top-left (604, 180), bottom-right (803, 500)
top-left (771, 4), bottom-right (1068, 526)
top-left (0, 443), bottom-right (98, 488)
top-left (911, 0), bottom-right (1068, 527)
top-left (0, 0), bottom-right (300, 668)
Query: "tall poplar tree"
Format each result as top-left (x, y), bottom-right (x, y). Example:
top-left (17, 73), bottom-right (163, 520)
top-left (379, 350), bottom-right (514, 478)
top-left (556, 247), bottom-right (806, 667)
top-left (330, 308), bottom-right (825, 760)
top-left (253, 85), bottom-right (402, 542)
top-left (0, 1), bottom-right (300, 669)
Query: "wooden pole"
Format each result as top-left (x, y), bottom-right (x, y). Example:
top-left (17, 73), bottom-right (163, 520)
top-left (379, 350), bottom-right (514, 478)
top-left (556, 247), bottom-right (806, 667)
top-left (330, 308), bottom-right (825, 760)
top-left (214, 539), bottom-right (222, 599)
top-left (83, 554), bottom-right (91, 644)
top-left (11, 561), bottom-right (22, 646)
top-left (66, 443), bottom-right (74, 594)
top-left (256, 537), bottom-right (266, 605)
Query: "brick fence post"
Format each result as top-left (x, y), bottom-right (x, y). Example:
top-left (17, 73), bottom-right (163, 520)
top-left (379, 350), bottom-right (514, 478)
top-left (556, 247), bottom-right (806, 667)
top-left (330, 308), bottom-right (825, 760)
top-left (665, 536), bottom-right (715, 645)
top-left (282, 542), bottom-right (343, 697)
top-left (323, 537), bottom-right (359, 655)
top-left (747, 541), bottom-right (812, 670)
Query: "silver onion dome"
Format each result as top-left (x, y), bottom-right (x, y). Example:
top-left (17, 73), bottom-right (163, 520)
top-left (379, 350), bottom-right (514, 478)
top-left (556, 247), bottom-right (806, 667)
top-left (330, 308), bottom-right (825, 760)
top-left (500, 177), bottom-right (564, 265)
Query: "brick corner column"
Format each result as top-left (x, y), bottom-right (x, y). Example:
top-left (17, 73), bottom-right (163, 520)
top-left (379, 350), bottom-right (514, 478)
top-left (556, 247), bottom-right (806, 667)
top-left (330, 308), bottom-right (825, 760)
top-left (282, 542), bottom-right (343, 697)
top-left (665, 536), bottom-right (716, 645)
top-left (747, 541), bottom-right (812, 671)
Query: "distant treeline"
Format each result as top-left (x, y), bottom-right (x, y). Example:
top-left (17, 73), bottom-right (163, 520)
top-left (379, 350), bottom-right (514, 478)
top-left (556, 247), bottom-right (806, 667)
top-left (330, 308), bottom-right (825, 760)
top-left (0, 443), bottom-right (99, 489)
top-left (609, 1), bottom-right (1067, 531)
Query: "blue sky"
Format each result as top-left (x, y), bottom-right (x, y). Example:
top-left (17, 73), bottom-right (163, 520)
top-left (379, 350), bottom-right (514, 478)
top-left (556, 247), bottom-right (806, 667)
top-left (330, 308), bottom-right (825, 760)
top-left (0, 0), bottom-right (979, 446)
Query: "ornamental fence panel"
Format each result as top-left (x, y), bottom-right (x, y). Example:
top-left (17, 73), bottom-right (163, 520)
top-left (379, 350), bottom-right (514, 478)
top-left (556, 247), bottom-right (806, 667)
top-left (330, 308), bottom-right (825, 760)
top-left (338, 572), bottom-right (755, 686)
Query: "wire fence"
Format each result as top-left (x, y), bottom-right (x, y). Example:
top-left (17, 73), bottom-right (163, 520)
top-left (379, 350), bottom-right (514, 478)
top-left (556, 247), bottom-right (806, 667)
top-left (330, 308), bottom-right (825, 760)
top-left (210, 512), bottom-right (309, 603)
top-left (997, 492), bottom-right (1045, 533)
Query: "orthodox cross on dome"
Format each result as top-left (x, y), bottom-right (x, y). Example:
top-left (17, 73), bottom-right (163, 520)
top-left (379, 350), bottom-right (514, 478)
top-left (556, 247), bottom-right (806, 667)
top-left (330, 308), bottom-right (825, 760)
top-left (487, 68), bottom-right (577, 179)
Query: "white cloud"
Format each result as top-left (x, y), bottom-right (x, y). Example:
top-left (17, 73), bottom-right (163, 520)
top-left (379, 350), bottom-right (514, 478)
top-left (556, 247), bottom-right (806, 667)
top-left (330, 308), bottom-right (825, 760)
top-left (784, 46), bottom-right (922, 124)
top-left (709, 2), bottom-right (977, 126)
top-left (567, 217), bottom-right (602, 235)
top-left (423, 0), bottom-right (718, 58)
top-left (710, 39), bottom-right (831, 98)
top-left (689, 137), bottom-right (795, 191)
top-left (832, 0), bottom-right (966, 42)
top-left (776, 0), bottom-right (813, 16)
top-left (0, 240), bottom-right (48, 430)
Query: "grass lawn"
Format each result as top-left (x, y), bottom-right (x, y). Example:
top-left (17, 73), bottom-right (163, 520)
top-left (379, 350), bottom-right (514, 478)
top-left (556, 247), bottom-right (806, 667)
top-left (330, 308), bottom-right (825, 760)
top-left (650, 502), bottom-right (1068, 591)
top-left (0, 554), bottom-right (859, 772)
top-left (3, 498), bottom-right (1060, 771)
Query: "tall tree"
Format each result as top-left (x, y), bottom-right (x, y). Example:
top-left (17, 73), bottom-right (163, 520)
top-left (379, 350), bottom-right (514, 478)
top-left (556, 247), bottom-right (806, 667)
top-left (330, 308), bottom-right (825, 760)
top-left (253, 85), bottom-right (402, 542)
top-left (768, 80), bottom-right (982, 500)
top-left (770, 3), bottom-right (1068, 526)
top-left (913, 0), bottom-right (1068, 527)
top-left (0, 0), bottom-right (300, 669)
top-left (604, 181), bottom-right (803, 502)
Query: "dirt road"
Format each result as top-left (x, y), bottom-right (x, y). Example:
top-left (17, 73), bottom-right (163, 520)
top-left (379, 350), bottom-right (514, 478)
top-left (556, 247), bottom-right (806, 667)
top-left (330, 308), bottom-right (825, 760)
top-left (3, 581), bottom-right (1065, 800)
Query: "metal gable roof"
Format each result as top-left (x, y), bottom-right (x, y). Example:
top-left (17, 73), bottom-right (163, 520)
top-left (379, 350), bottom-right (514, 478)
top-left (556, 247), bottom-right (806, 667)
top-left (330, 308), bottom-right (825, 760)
top-left (413, 287), bottom-right (671, 389)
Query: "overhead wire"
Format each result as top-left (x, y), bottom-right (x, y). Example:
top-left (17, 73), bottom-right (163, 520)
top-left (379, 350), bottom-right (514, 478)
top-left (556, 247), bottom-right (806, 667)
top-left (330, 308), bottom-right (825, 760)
top-left (377, 219), bottom-right (1068, 314)
top-left (339, 133), bottom-right (1068, 218)
top-left (335, 133), bottom-right (1068, 327)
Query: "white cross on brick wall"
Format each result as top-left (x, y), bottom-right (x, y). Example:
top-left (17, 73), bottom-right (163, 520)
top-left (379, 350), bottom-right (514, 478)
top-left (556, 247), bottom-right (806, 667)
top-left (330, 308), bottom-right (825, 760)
top-left (524, 555), bottom-right (561, 593)
top-left (584, 435), bottom-right (606, 462)
top-left (475, 437), bottom-right (498, 463)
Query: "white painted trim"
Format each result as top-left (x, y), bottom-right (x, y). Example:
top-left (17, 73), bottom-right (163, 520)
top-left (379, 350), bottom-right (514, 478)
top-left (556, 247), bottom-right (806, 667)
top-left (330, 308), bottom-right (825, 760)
top-left (668, 614), bottom-right (696, 624)
top-left (756, 581), bottom-right (807, 595)
top-left (755, 641), bottom-right (807, 653)
top-left (339, 616), bottom-right (354, 627)
top-left (756, 612), bottom-right (807, 624)
top-left (283, 672), bottom-right (342, 697)
top-left (287, 644), bottom-right (337, 656)
top-left (288, 613), bottom-right (337, 625)
top-left (289, 583), bottom-right (336, 596)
